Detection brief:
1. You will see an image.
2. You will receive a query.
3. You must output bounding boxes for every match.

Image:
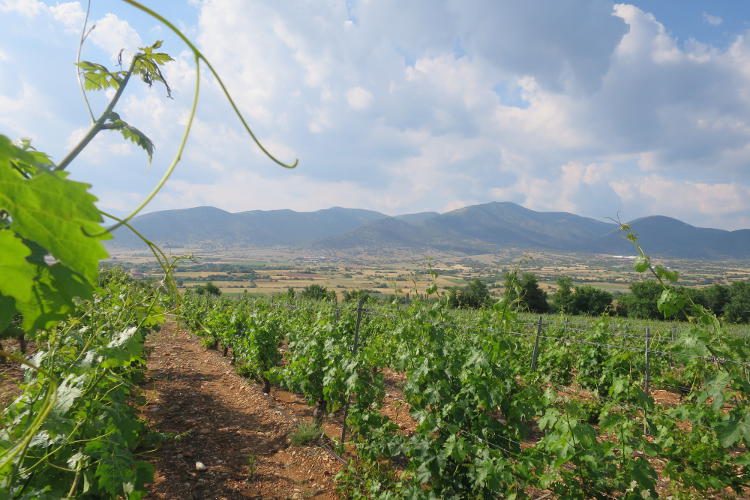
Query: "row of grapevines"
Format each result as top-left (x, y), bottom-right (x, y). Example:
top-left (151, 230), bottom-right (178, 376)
top-left (179, 294), bottom-right (385, 423)
top-left (179, 291), bottom-right (750, 497)
top-left (345, 300), bottom-right (750, 497)
top-left (1, 269), bottom-right (164, 499)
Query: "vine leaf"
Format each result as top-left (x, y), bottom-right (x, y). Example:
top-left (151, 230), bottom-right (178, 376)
top-left (0, 134), bottom-right (107, 331)
top-left (0, 160), bottom-right (109, 284)
top-left (75, 61), bottom-right (125, 91)
top-left (0, 231), bottom-right (35, 331)
top-left (133, 40), bottom-right (174, 97)
top-left (657, 289), bottom-right (684, 319)
top-left (633, 255), bottom-right (650, 273)
top-left (18, 240), bottom-right (93, 331)
top-left (716, 414), bottom-right (750, 448)
top-left (104, 112), bottom-right (154, 162)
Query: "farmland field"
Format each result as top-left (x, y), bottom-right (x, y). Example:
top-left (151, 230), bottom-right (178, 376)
top-left (106, 246), bottom-right (750, 298)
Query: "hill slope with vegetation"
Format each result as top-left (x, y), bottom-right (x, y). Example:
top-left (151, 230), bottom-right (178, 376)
top-left (110, 202), bottom-right (750, 259)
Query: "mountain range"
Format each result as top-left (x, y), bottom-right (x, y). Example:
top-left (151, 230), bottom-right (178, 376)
top-left (108, 202), bottom-right (750, 259)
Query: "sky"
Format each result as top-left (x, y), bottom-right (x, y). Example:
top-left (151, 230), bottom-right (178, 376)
top-left (1, 0), bottom-right (750, 230)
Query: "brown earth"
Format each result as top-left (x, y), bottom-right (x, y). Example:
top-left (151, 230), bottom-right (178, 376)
top-left (0, 338), bottom-right (30, 409)
top-left (142, 322), bottom-right (343, 500)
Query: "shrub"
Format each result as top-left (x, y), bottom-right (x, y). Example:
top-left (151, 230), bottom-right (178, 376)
top-left (289, 421), bottom-right (322, 446)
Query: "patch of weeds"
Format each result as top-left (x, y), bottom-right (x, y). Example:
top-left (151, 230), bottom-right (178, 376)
top-left (290, 421), bottom-right (322, 446)
top-left (235, 363), bottom-right (254, 378)
top-left (246, 454), bottom-right (257, 476)
top-left (200, 336), bottom-right (218, 349)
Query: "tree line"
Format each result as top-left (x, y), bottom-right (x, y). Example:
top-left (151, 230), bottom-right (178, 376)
top-left (273, 274), bottom-right (750, 324)
top-left (447, 271), bottom-right (749, 324)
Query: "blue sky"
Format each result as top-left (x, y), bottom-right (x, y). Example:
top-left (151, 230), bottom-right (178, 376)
top-left (1, 0), bottom-right (749, 230)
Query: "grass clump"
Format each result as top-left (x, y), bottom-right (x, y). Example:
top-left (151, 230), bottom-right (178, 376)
top-left (199, 336), bottom-right (218, 350)
top-left (246, 454), bottom-right (257, 476)
top-left (290, 421), bottom-right (322, 446)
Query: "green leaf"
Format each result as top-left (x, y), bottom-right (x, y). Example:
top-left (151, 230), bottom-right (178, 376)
top-left (103, 113), bottom-right (154, 162)
top-left (0, 295), bottom-right (14, 332)
top-left (653, 264), bottom-right (678, 282)
top-left (0, 161), bottom-right (109, 285)
top-left (702, 371), bottom-right (730, 410)
top-left (633, 256), bottom-right (650, 273)
top-left (75, 61), bottom-right (123, 91)
top-left (717, 419), bottom-right (744, 448)
top-left (16, 244), bottom-right (93, 331)
top-left (101, 327), bottom-right (144, 368)
top-left (657, 289), bottom-right (685, 319)
top-left (0, 230), bottom-right (36, 320)
top-left (52, 374), bottom-right (85, 416)
top-left (132, 45), bottom-right (174, 97)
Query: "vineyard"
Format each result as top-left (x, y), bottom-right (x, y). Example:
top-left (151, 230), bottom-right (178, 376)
top-left (2, 1), bottom-right (750, 498)
top-left (177, 291), bottom-right (750, 499)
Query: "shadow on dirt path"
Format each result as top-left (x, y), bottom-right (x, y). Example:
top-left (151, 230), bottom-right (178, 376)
top-left (142, 322), bottom-right (340, 500)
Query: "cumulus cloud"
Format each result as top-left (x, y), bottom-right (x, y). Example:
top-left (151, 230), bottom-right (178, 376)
top-left (0, 0), bottom-right (44, 17)
top-left (2, 0), bottom-right (750, 230)
top-left (49, 2), bottom-right (85, 32)
top-left (140, 0), bottom-right (750, 228)
top-left (89, 12), bottom-right (143, 60)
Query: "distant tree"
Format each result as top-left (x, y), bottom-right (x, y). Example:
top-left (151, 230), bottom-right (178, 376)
top-left (520, 273), bottom-right (549, 313)
top-left (503, 271), bottom-right (548, 313)
top-left (682, 286), bottom-right (709, 312)
top-left (300, 284), bottom-right (336, 302)
top-left (619, 281), bottom-right (662, 319)
top-left (195, 281), bottom-right (221, 296)
top-left (343, 289), bottom-right (372, 303)
top-left (552, 277), bottom-right (574, 313)
top-left (286, 287), bottom-right (296, 300)
top-left (447, 279), bottom-right (491, 309)
top-left (704, 284), bottom-right (731, 317)
top-left (724, 282), bottom-right (750, 323)
top-left (569, 285), bottom-right (613, 316)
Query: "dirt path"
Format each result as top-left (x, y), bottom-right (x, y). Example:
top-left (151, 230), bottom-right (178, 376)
top-left (142, 322), bottom-right (341, 499)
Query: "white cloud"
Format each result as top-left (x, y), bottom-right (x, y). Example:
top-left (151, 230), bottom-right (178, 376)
top-left (3, 0), bottom-right (750, 230)
top-left (0, 0), bottom-right (44, 17)
top-left (50, 2), bottom-right (85, 32)
top-left (156, 172), bottom-right (385, 215)
top-left (89, 13), bottom-right (143, 61)
top-left (346, 86), bottom-right (373, 111)
top-left (610, 175), bottom-right (750, 227)
top-left (0, 80), bottom-right (57, 139)
top-left (702, 12), bottom-right (722, 26)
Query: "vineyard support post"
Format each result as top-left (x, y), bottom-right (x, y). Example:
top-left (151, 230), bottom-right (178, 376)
top-left (341, 296), bottom-right (367, 445)
top-left (530, 316), bottom-right (543, 372)
top-left (644, 327), bottom-right (651, 435)
top-left (352, 296), bottom-right (366, 354)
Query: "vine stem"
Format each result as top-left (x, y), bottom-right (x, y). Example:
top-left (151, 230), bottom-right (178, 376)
top-left (94, 52), bottom-right (201, 236)
top-left (119, 0), bottom-right (298, 169)
top-left (0, 352), bottom-right (58, 472)
top-left (56, 57), bottom-right (137, 171)
top-left (76, 0), bottom-right (96, 123)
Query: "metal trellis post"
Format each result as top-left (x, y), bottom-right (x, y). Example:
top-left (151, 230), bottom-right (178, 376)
top-left (530, 316), bottom-right (543, 372)
top-left (341, 296), bottom-right (367, 445)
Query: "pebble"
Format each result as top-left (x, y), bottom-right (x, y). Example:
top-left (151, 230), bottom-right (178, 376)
top-left (195, 461), bottom-right (207, 471)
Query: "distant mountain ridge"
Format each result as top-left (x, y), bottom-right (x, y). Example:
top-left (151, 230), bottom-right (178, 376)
top-left (108, 202), bottom-right (750, 259)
